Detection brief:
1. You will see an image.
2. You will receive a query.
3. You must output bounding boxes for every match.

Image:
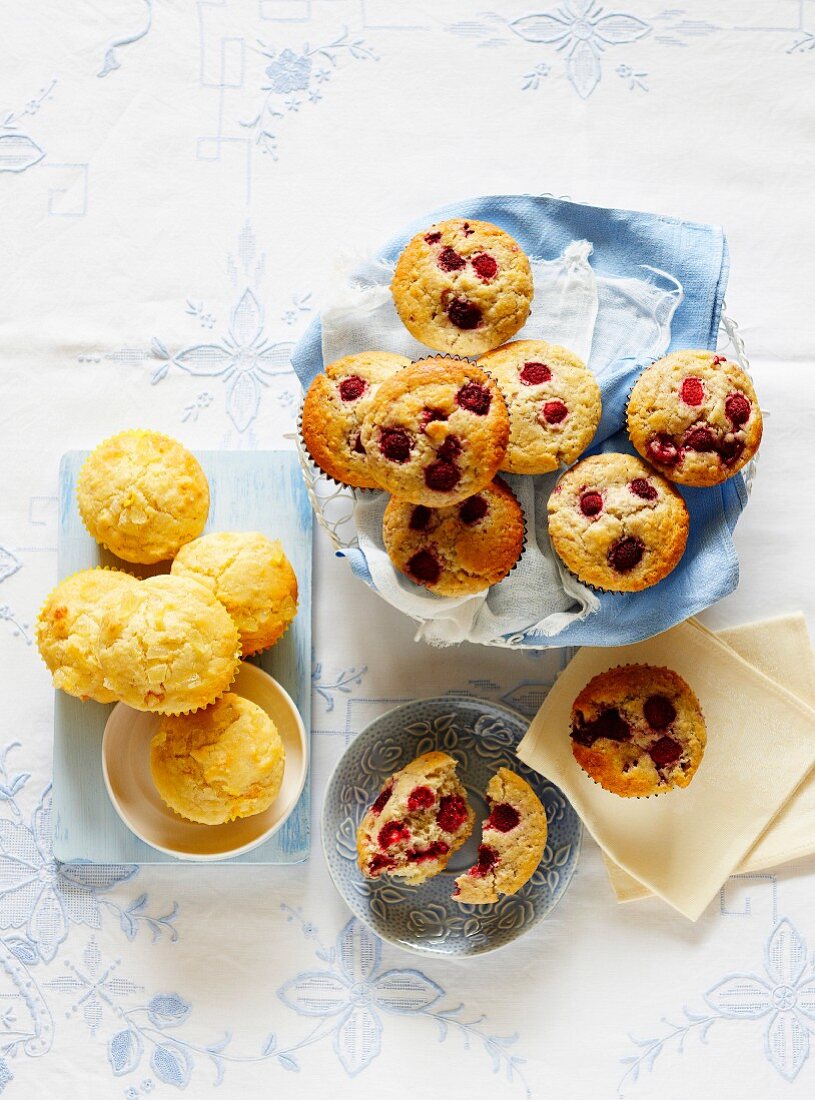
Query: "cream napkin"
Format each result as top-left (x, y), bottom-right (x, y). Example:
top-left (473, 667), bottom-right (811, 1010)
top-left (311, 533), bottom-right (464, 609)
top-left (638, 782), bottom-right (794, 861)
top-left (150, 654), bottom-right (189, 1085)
top-left (516, 617), bottom-right (815, 920)
top-left (604, 614), bottom-right (815, 902)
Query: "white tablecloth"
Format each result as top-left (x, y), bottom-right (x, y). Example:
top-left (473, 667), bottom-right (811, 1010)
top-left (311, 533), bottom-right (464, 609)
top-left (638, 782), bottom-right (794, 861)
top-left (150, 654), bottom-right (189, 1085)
top-left (2, 2), bottom-right (814, 1097)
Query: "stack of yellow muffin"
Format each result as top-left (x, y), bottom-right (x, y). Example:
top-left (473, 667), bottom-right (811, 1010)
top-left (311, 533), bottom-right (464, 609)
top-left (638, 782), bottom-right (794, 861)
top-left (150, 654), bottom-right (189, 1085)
top-left (36, 430), bottom-right (297, 826)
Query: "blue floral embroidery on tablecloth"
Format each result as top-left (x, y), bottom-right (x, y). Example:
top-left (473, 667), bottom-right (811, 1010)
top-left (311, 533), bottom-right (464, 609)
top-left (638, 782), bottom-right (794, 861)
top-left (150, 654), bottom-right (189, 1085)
top-left (619, 916), bottom-right (815, 1093)
top-left (0, 82), bottom-right (55, 174)
top-left (240, 29), bottom-right (377, 160)
top-left (98, 0), bottom-right (153, 78)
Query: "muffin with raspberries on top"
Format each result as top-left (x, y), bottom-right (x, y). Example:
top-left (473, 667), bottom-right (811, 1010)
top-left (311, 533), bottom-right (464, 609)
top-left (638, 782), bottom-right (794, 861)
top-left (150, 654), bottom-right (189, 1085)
top-left (356, 751), bottom-right (475, 884)
top-left (453, 768), bottom-right (547, 905)
top-left (360, 357), bottom-right (509, 506)
top-left (477, 340), bottom-right (602, 475)
top-left (627, 349), bottom-right (762, 486)
top-left (382, 478), bottom-right (525, 596)
top-left (391, 219), bottom-right (533, 356)
top-left (569, 664), bottom-right (706, 797)
top-left (300, 350), bottom-right (410, 488)
top-left (547, 453), bottom-right (689, 592)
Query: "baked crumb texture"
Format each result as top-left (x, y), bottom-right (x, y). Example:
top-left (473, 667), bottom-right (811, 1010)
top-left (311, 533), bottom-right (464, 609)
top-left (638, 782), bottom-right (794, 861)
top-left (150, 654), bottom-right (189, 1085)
top-left (453, 768), bottom-right (547, 905)
top-left (356, 751), bottom-right (475, 885)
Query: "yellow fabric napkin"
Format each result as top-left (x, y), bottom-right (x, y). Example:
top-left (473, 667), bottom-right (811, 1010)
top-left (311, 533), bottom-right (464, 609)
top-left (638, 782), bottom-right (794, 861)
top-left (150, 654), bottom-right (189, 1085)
top-left (604, 614), bottom-right (815, 902)
top-left (516, 616), bottom-right (815, 921)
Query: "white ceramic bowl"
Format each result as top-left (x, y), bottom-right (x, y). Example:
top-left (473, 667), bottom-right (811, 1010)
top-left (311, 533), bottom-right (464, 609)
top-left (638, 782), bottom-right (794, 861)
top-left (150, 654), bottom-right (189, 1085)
top-left (102, 662), bottom-right (308, 861)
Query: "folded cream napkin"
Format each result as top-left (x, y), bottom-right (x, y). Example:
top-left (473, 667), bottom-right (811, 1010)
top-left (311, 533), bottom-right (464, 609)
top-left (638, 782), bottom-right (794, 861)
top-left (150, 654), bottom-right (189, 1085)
top-left (605, 614), bottom-right (815, 902)
top-left (516, 616), bottom-right (815, 920)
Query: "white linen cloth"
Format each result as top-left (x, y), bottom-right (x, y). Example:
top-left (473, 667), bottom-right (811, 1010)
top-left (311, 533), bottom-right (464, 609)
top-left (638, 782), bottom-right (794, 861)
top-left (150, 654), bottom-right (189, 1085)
top-left (2, 2), bottom-right (815, 1098)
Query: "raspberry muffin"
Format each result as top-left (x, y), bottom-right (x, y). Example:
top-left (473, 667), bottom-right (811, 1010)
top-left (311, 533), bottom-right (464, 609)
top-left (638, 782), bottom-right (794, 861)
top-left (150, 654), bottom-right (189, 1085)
top-left (77, 430), bottom-right (209, 563)
top-left (391, 219), bottom-right (533, 356)
top-left (300, 351), bottom-right (411, 487)
top-left (477, 340), bottom-right (602, 474)
top-left (627, 350), bottom-right (762, 486)
top-left (359, 357), bottom-right (509, 506)
top-left (547, 453), bottom-right (689, 592)
top-left (172, 531), bottom-right (297, 655)
top-left (97, 575), bottom-right (241, 714)
top-left (570, 665), bottom-right (706, 797)
top-left (453, 769), bottom-right (547, 905)
top-left (382, 478), bottom-right (525, 596)
top-left (356, 751), bottom-right (475, 884)
top-left (36, 568), bottom-right (140, 703)
top-left (150, 693), bottom-right (285, 824)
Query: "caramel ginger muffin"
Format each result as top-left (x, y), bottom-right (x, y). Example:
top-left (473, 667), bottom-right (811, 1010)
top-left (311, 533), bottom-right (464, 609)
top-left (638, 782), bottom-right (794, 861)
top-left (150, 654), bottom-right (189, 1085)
top-left (627, 350), bottom-right (762, 486)
top-left (97, 575), bottom-right (240, 714)
top-left (150, 693), bottom-right (285, 825)
top-left (36, 568), bottom-right (140, 703)
top-left (357, 751), bottom-right (475, 885)
top-left (391, 219), bottom-right (533, 356)
top-left (453, 768), bottom-right (547, 905)
top-left (547, 453), bottom-right (689, 592)
top-left (359, 357), bottom-right (509, 506)
top-left (570, 665), bottom-right (706, 797)
top-left (477, 340), bottom-right (602, 474)
top-left (172, 531), bottom-right (297, 655)
top-left (77, 431), bottom-right (209, 563)
top-left (382, 478), bottom-right (525, 596)
top-left (301, 350), bottom-right (411, 487)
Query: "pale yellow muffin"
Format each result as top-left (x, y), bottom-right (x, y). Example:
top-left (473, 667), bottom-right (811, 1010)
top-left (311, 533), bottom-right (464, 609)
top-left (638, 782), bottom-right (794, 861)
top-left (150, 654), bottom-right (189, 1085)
top-left (77, 430), bottom-right (209, 563)
top-left (171, 532), bottom-right (298, 655)
top-left (477, 340), bottom-right (602, 474)
top-left (570, 665), bottom-right (706, 797)
top-left (391, 219), bottom-right (533, 356)
top-left (150, 692), bottom-right (285, 824)
top-left (97, 575), bottom-right (240, 714)
top-left (454, 769), bottom-right (547, 904)
top-left (36, 568), bottom-right (140, 703)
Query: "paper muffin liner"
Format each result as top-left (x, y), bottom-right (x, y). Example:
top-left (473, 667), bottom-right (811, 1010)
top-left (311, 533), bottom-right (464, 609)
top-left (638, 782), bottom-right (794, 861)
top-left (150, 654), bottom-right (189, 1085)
top-left (36, 565), bottom-right (143, 703)
top-left (623, 353), bottom-right (761, 489)
top-left (568, 662), bottom-right (706, 799)
top-left (76, 428), bottom-right (210, 564)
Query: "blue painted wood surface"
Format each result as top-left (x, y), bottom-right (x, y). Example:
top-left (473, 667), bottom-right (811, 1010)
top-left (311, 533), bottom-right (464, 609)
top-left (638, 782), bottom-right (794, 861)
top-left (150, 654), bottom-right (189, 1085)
top-left (51, 451), bottom-right (312, 865)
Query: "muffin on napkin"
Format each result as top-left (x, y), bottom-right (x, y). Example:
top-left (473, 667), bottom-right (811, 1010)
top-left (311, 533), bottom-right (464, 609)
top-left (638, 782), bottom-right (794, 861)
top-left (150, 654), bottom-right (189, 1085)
top-left (516, 618), bottom-right (815, 920)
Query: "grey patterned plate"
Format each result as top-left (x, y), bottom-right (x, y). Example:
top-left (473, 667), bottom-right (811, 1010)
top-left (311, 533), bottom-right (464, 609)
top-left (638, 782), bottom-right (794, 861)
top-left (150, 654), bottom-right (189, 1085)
top-left (322, 696), bottom-right (582, 957)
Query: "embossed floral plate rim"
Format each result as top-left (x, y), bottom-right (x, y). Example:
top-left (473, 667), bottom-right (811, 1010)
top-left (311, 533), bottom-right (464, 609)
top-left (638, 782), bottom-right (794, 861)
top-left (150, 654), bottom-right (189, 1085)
top-left (321, 694), bottom-right (583, 958)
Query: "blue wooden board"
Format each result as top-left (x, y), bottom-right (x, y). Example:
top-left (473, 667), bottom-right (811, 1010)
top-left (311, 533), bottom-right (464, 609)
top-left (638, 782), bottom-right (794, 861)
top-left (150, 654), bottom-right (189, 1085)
top-left (51, 451), bottom-right (312, 865)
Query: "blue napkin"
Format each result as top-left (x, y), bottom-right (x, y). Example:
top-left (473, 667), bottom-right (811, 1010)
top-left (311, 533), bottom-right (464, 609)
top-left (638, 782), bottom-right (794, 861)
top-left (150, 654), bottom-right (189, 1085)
top-left (291, 194), bottom-right (744, 649)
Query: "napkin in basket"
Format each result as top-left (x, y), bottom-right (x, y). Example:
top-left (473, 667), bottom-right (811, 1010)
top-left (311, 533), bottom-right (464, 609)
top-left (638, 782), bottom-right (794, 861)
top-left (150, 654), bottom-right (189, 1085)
top-left (516, 618), bottom-right (815, 920)
top-left (605, 614), bottom-right (815, 902)
top-left (291, 195), bottom-right (744, 649)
